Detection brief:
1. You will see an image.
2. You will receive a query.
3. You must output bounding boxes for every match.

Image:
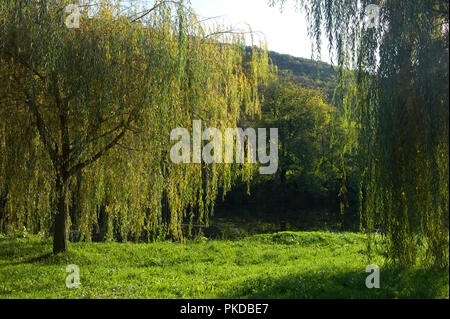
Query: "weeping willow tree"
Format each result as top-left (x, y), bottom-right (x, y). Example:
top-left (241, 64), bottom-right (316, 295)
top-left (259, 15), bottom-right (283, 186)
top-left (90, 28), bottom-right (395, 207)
top-left (270, 0), bottom-right (449, 267)
top-left (0, 0), bottom-right (270, 253)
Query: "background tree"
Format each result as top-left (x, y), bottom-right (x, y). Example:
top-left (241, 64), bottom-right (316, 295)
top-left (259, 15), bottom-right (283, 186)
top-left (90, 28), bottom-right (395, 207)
top-left (261, 77), bottom-right (334, 190)
top-left (220, 72), bottom-right (359, 231)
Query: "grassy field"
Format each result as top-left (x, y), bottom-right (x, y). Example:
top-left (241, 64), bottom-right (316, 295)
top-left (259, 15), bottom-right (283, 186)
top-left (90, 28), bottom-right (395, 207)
top-left (0, 231), bottom-right (448, 299)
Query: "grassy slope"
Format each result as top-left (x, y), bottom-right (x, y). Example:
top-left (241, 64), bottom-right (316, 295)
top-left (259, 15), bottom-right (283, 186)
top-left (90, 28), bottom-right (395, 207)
top-left (0, 231), bottom-right (448, 299)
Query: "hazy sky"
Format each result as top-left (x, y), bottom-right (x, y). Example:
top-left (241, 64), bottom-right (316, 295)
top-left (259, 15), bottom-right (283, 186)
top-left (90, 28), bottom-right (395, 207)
top-left (189, 0), bottom-right (331, 63)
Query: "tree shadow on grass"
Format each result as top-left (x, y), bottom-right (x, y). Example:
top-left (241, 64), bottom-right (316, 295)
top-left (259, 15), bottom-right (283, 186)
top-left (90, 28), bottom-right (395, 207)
top-left (220, 267), bottom-right (449, 299)
top-left (0, 239), bottom-right (93, 267)
top-left (0, 240), bottom-right (59, 267)
top-left (0, 252), bottom-right (54, 266)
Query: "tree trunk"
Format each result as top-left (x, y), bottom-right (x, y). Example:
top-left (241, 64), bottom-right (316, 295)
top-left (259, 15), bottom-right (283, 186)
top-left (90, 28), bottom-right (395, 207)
top-left (0, 187), bottom-right (8, 233)
top-left (53, 176), bottom-right (69, 254)
top-left (280, 168), bottom-right (287, 186)
top-left (161, 188), bottom-right (171, 228)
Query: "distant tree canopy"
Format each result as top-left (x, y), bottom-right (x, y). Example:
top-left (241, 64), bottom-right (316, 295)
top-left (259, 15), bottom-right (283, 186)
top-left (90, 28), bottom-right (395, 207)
top-left (261, 79), bottom-right (333, 187)
top-left (0, 0), bottom-right (270, 252)
top-left (271, 0), bottom-right (449, 268)
top-left (259, 78), bottom-right (352, 204)
top-left (222, 76), bottom-right (358, 221)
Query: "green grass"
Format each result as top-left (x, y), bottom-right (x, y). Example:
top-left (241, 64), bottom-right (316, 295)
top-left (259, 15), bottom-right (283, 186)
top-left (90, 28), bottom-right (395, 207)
top-left (0, 231), bottom-right (448, 299)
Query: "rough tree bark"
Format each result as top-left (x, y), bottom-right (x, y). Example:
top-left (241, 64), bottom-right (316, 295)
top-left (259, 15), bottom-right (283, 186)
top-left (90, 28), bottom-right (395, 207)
top-left (53, 174), bottom-right (69, 253)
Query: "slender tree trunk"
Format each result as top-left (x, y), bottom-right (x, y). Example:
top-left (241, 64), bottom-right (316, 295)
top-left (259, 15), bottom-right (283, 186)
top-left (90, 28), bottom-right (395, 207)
top-left (0, 187), bottom-right (8, 233)
top-left (161, 188), bottom-right (171, 229)
top-left (280, 168), bottom-right (287, 186)
top-left (69, 170), bottom-right (82, 242)
top-left (53, 176), bottom-right (69, 253)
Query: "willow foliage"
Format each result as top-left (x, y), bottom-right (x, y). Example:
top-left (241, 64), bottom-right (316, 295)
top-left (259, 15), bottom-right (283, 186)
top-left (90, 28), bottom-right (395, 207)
top-left (0, 0), bottom-right (270, 251)
top-left (271, 0), bottom-right (449, 268)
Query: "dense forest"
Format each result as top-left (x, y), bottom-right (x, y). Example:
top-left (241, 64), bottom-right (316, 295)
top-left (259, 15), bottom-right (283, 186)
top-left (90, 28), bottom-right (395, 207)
top-left (0, 41), bottom-right (355, 241)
